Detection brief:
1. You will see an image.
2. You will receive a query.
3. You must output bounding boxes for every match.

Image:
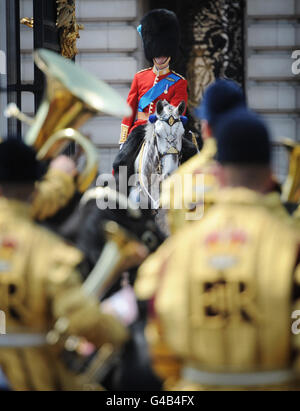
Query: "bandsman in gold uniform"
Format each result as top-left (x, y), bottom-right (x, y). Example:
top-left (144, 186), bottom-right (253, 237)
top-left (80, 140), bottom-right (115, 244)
top-left (0, 139), bottom-right (128, 391)
top-left (161, 79), bottom-right (246, 234)
top-left (32, 155), bottom-right (77, 221)
top-left (136, 109), bottom-right (300, 391)
top-left (161, 79), bottom-right (288, 234)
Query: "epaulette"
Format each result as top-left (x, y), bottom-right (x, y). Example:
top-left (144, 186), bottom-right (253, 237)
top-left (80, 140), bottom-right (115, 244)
top-left (171, 70), bottom-right (186, 80)
top-left (136, 67), bottom-right (152, 74)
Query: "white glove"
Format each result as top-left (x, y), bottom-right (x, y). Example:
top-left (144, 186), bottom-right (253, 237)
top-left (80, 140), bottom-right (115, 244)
top-left (101, 285), bottom-right (138, 326)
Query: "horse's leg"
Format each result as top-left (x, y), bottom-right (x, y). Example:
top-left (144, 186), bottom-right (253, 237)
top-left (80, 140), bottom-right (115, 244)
top-left (155, 209), bottom-right (170, 237)
top-left (128, 186), bottom-right (140, 204)
top-left (128, 152), bottom-right (141, 205)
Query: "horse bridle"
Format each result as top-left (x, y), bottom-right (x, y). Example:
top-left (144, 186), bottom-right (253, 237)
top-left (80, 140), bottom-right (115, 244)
top-left (153, 115), bottom-right (183, 174)
top-left (137, 114), bottom-right (183, 207)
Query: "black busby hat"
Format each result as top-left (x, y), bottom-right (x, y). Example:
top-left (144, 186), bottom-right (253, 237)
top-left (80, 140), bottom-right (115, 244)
top-left (0, 138), bottom-right (46, 182)
top-left (215, 108), bottom-right (271, 166)
top-left (140, 9), bottom-right (180, 62)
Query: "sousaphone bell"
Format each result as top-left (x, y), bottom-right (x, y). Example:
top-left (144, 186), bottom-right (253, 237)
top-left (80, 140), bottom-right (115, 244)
top-left (5, 49), bottom-right (131, 192)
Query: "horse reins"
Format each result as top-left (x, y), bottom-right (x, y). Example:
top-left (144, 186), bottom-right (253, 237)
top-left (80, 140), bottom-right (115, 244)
top-left (138, 140), bottom-right (160, 208)
top-left (138, 116), bottom-right (182, 206)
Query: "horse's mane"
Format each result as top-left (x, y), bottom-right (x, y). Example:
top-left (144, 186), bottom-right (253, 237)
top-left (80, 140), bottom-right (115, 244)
top-left (139, 101), bottom-right (185, 206)
top-left (144, 121), bottom-right (155, 143)
top-left (142, 99), bottom-right (174, 171)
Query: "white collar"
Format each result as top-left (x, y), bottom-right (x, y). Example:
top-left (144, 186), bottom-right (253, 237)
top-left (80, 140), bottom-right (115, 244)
top-left (152, 65), bottom-right (170, 76)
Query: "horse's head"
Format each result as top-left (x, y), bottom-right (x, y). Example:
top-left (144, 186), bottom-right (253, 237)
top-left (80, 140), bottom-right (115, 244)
top-left (150, 99), bottom-right (186, 179)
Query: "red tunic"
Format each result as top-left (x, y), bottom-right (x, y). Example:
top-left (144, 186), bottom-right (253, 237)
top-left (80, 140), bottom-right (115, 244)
top-left (119, 66), bottom-right (188, 143)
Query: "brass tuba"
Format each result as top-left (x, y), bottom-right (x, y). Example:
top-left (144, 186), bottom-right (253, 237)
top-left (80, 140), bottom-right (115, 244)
top-left (46, 190), bottom-right (146, 388)
top-left (5, 48), bottom-right (131, 192)
top-left (280, 138), bottom-right (300, 204)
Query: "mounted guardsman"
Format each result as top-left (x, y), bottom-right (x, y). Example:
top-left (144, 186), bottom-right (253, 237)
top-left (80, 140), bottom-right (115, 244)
top-left (113, 9), bottom-right (197, 187)
top-left (119, 8), bottom-right (188, 146)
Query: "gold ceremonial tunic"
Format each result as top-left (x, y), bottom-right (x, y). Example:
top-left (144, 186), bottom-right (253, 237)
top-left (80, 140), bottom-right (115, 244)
top-left (136, 188), bottom-right (300, 390)
top-left (32, 168), bottom-right (76, 221)
top-left (291, 205), bottom-right (300, 230)
top-left (161, 139), bottom-right (291, 234)
top-left (160, 138), bottom-right (218, 234)
top-left (0, 198), bottom-right (128, 391)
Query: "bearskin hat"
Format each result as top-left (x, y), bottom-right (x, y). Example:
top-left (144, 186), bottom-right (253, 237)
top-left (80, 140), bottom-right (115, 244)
top-left (140, 9), bottom-right (180, 62)
top-left (195, 79), bottom-right (246, 127)
top-left (215, 108), bottom-right (271, 166)
top-left (0, 138), bottom-right (46, 182)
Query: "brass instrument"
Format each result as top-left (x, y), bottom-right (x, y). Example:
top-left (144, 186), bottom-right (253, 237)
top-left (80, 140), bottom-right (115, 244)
top-left (83, 219), bottom-right (142, 299)
top-left (47, 188), bottom-right (145, 387)
top-left (80, 186), bottom-right (142, 220)
top-left (21, 0), bottom-right (84, 60)
top-left (5, 48), bottom-right (131, 192)
top-left (281, 138), bottom-right (300, 204)
top-left (20, 17), bottom-right (34, 28)
top-left (80, 220), bottom-right (144, 388)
